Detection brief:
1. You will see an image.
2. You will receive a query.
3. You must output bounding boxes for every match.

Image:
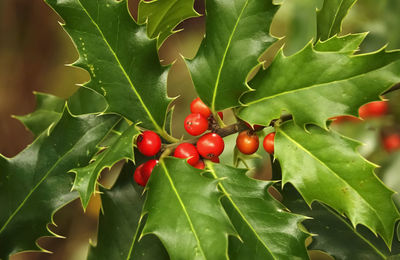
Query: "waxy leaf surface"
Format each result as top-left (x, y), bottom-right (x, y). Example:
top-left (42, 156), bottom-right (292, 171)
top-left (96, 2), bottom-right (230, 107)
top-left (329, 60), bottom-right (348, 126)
top-left (187, 0), bottom-right (278, 111)
top-left (88, 163), bottom-right (168, 260)
top-left (45, 0), bottom-right (172, 137)
top-left (142, 158), bottom-right (236, 260)
top-left (239, 34), bottom-right (400, 128)
top-left (275, 121), bottom-right (400, 246)
top-left (209, 163), bottom-right (309, 260)
top-left (0, 110), bottom-right (119, 258)
top-left (137, 0), bottom-right (199, 47)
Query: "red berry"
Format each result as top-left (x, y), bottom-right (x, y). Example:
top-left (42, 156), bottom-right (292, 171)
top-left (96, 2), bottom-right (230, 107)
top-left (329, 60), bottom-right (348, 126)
top-left (197, 133), bottom-right (224, 160)
top-left (236, 130), bottom-right (259, 155)
top-left (193, 160), bottom-right (205, 169)
top-left (133, 159), bottom-right (158, 186)
top-left (383, 134), bottom-right (400, 153)
top-left (134, 164), bottom-right (146, 186)
top-left (174, 143), bottom-right (200, 166)
top-left (209, 156), bottom-right (220, 163)
top-left (190, 97), bottom-right (211, 118)
top-left (330, 116), bottom-right (360, 124)
top-left (137, 131), bottom-right (161, 157)
top-left (359, 101), bottom-right (388, 119)
top-left (263, 132), bottom-right (275, 154)
top-left (218, 112), bottom-right (223, 120)
top-left (184, 113), bottom-right (209, 136)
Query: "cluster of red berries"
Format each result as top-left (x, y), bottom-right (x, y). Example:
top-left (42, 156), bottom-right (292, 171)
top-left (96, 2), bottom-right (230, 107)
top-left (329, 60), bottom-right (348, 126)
top-left (134, 98), bottom-right (226, 186)
top-left (236, 128), bottom-right (275, 155)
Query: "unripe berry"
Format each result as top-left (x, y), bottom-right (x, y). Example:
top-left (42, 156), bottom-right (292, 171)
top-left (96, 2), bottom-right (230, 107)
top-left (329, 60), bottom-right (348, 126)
top-left (190, 97), bottom-right (211, 118)
top-left (137, 131), bottom-right (161, 157)
top-left (184, 113), bottom-right (209, 136)
top-left (174, 143), bottom-right (200, 166)
top-left (236, 130), bottom-right (259, 155)
top-left (197, 133), bottom-right (224, 160)
top-left (263, 132), bottom-right (275, 154)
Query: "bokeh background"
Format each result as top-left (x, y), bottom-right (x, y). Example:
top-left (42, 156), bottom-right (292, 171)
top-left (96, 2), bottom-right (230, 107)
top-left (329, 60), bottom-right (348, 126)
top-left (1, 0), bottom-right (400, 259)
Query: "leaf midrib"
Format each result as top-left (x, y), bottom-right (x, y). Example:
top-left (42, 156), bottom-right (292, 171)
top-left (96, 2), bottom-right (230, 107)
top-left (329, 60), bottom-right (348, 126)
top-left (76, 0), bottom-right (162, 133)
top-left (160, 161), bottom-right (207, 259)
top-left (211, 0), bottom-right (249, 112)
top-left (209, 165), bottom-right (277, 260)
top-left (278, 128), bottom-right (385, 229)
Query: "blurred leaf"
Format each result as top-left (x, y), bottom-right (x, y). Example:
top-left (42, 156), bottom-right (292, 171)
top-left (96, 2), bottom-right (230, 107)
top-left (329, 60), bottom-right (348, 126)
top-left (239, 35), bottom-right (400, 128)
top-left (142, 157), bottom-right (236, 259)
top-left (282, 184), bottom-right (387, 260)
top-left (88, 163), bottom-right (168, 260)
top-left (317, 0), bottom-right (358, 41)
top-left (275, 120), bottom-right (400, 247)
top-left (187, 0), bottom-right (278, 111)
top-left (209, 163), bottom-right (309, 259)
top-left (68, 86), bottom-right (108, 116)
top-left (0, 110), bottom-right (119, 258)
top-left (70, 124), bottom-right (139, 209)
top-left (15, 92), bottom-right (65, 137)
top-left (380, 151), bottom-right (400, 207)
top-left (45, 0), bottom-right (174, 141)
top-left (137, 0), bottom-right (199, 47)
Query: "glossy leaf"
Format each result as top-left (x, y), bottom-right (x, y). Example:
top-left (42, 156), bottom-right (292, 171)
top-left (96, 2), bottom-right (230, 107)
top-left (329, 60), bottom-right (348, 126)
top-left (15, 92), bottom-right (65, 137)
top-left (45, 0), bottom-right (174, 140)
top-left (0, 109), bottom-right (119, 258)
top-left (88, 162), bottom-right (168, 260)
top-left (317, 0), bottom-right (358, 41)
top-left (186, 0), bottom-right (278, 111)
top-left (239, 35), bottom-right (400, 128)
top-left (70, 124), bottom-right (139, 209)
top-left (68, 87), bottom-right (108, 116)
top-left (275, 120), bottom-right (400, 246)
top-left (208, 163), bottom-right (309, 260)
top-left (137, 0), bottom-right (199, 47)
top-left (282, 184), bottom-right (387, 260)
top-left (142, 157), bottom-right (236, 259)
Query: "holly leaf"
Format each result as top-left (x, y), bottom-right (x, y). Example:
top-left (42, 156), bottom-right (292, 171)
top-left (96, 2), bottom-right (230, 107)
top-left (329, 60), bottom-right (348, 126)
top-left (186, 0), bottom-right (279, 112)
top-left (208, 163), bottom-right (309, 259)
top-left (0, 109), bottom-right (119, 258)
top-left (239, 34), bottom-right (400, 128)
top-left (137, 0), bottom-right (199, 47)
top-left (281, 184), bottom-right (388, 260)
top-left (88, 162), bottom-right (168, 260)
top-left (70, 124), bottom-right (139, 209)
top-left (15, 92), bottom-right (65, 137)
top-left (45, 0), bottom-right (174, 141)
top-left (275, 120), bottom-right (400, 247)
top-left (142, 157), bottom-right (236, 259)
top-left (317, 0), bottom-right (358, 41)
top-left (67, 86), bottom-right (108, 116)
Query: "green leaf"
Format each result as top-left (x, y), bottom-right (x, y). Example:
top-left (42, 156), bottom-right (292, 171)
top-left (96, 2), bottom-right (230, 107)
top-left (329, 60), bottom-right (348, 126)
top-left (67, 86), bottom-right (108, 116)
top-left (186, 0), bottom-right (279, 111)
top-left (0, 109), bottom-right (119, 258)
top-left (380, 151), bottom-right (400, 207)
top-left (142, 157), bottom-right (236, 259)
top-left (281, 184), bottom-right (387, 260)
top-left (137, 0), bottom-right (199, 47)
top-left (317, 0), bottom-right (358, 41)
top-left (88, 162), bottom-right (168, 260)
top-left (45, 0), bottom-right (174, 141)
top-left (70, 124), bottom-right (139, 209)
top-left (239, 35), bottom-right (400, 128)
top-left (15, 92), bottom-right (65, 137)
top-left (275, 121), bottom-right (400, 246)
top-left (208, 163), bottom-right (309, 259)
top-left (314, 32), bottom-right (366, 53)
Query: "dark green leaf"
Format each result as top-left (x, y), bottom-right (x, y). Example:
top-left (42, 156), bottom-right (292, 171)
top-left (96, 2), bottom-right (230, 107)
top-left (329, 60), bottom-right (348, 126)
top-left (142, 157), bottom-right (236, 259)
top-left (0, 109), bottom-right (119, 258)
top-left (15, 92), bottom-right (65, 137)
top-left (317, 0), bottom-right (358, 41)
top-left (208, 163), bottom-right (309, 260)
top-left (239, 35), bottom-right (400, 128)
top-left (67, 86), bottom-right (108, 116)
top-left (275, 121), bottom-right (400, 247)
top-left (88, 162), bottom-right (168, 260)
top-left (137, 0), bottom-right (199, 47)
top-left (45, 0), bottom-right (175, 141)
top-left (187, 0), bottom-right (279, 111)
top-left (70, 124), bottom-right (139, 209)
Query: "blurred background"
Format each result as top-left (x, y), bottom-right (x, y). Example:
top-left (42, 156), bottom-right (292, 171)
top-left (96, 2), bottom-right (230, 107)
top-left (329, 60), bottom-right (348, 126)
top-left (1, 0), bottom-right (400, 259)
